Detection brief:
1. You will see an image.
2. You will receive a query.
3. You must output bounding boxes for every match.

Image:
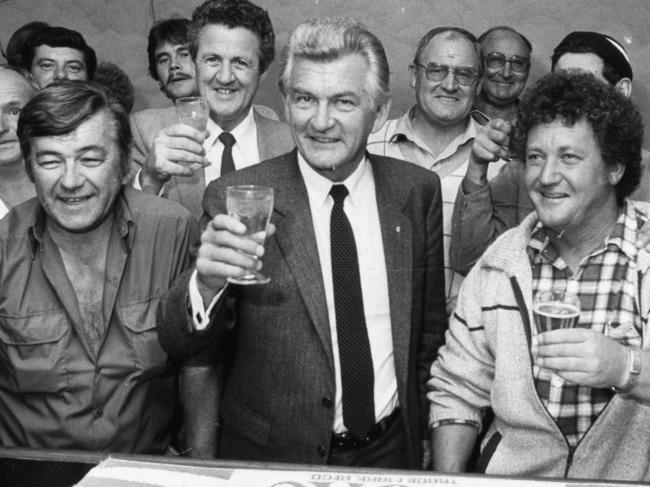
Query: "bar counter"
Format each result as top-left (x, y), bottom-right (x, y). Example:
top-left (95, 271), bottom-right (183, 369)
top-left (0, 447), bottom-right (646, 487)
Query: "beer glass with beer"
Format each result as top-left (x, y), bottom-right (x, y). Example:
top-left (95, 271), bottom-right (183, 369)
top-left (533, 288), bottom-right (581, 333)
top-left (175, 96), bottom-right (209, 132)
top-left (226, 185), bottom-right (274, 285)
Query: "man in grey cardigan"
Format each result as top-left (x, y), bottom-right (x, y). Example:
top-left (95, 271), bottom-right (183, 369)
top-left (430, 71), bottom-right (650, 481)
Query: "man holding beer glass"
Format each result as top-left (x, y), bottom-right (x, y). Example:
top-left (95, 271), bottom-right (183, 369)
top-left (429, 71), bottom-right (650, 480)
top-left (158, 17), bottom-right (447, 468)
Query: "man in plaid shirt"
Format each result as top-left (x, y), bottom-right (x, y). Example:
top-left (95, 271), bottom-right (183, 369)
top-left (429, 71), bottom-right (650, 480)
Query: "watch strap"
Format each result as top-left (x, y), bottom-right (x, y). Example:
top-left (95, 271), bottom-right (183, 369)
top-left (613, 348), bottom-right (641, 393)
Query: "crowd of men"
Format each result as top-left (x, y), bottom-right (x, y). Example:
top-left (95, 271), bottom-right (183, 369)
top-left (1, 0), bottom-right (650, 483)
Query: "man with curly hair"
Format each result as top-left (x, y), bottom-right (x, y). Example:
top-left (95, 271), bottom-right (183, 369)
top-left (132, 0), bottom-right (293, 219)
top-left (450, 31), bottom-right (650, 275)
top-left (429, 71), bottom-right (650, 480)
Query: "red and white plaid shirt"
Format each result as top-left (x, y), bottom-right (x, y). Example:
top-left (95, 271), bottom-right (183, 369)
top-left (527, 202), bottom-right (644, 448)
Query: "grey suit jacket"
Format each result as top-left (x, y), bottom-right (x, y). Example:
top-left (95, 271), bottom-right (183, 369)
top-left (129, 106), bottom-right (294, 218)
top-left (158, 150), bottom-right (447, 466)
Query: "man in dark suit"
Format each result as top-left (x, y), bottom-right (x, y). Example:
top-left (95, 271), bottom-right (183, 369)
top-left (133, 0), bottom-right (293, 219)
top-left (158, 17), bottom-right (447, 469)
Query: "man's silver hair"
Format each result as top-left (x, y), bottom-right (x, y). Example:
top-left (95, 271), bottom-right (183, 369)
top-left (278, 17), bottom-right (390, 108)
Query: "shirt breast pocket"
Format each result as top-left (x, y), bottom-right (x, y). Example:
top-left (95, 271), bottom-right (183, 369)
top-left (118, 297), bottom-right (168, 377)
top-left (0, 311), bottom-right (69, 394)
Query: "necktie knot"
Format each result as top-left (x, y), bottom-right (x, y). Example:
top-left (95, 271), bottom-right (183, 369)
top-left (218, 132), bottom-right (236, 148)
top-left (330, 184), bottom-right (349, 206)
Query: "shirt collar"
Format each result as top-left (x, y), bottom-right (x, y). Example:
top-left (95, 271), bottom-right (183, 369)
top-left (436, 115), bottom-right (479, 162)
top-left (527, 201), bottom-right (642, 266)
top-left (204, 107), bottom-right (255, 149)
top-left (389, 106), bottom-right (479, 161)
top-left (388, 106), bottom-right (418, 144)
top-left (297, 152), bottom-right (371, 209)
top-left (605, 201), bottom-right (643, 260)
top-left (28, 188), bottom-right (135, 256)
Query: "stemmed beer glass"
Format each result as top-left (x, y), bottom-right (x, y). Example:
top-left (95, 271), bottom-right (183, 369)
top-left (226, 185), bottom-right (274, 285)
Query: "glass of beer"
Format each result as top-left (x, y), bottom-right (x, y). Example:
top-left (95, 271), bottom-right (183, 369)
top-left (226, 185), bottom-right (274, 285)
top-left (533, 288), bottom-right (581, 333)
top-left (175, 96), bottom-right (209, 132)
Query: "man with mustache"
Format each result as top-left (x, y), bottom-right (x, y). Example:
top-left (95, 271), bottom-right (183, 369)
top-left (147, 18), bottom-right (198, 102)
top-left (131, 0), bottom-right (293, 219)
top-left (129, 18), bottom-right (198, 191)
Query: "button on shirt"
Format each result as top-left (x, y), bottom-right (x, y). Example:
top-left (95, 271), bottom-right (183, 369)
top-left (297, 154), bottom-right (398, 433)
top-left (203, 108), bottom-right (260, 184)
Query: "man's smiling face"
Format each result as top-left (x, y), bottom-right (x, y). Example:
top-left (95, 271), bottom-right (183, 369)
top-left (410, 31), bottom-right (481, 128)
top-left (195, 24), bottom-right (262, 131)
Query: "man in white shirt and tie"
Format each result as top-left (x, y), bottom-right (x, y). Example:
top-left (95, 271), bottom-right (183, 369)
top-left (133, 0), bottom-right (293, 218)
top-left (158, 17), bottom-right (447, 469)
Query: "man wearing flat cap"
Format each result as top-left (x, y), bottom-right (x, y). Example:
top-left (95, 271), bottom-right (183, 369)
top-left (450, 30), bottom-right (650, 275)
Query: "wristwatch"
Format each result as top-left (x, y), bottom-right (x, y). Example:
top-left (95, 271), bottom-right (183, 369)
top-left (613, 348), bottom-right (641, 394)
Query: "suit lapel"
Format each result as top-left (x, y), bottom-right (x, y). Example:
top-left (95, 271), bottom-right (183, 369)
top-left (370, 155), bottom-right (413, 392)
top-left (272, 152), bottom-right (334, 368)
top-left (255, 110), bottom-right (294, 161)
top-left (255, 111), bottom-right (271, 161)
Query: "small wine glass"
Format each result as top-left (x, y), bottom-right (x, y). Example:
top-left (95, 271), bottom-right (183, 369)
top-left (226, 185), bottom-right (274, 285)
top-left (175, 96), bottom-right (209, 132)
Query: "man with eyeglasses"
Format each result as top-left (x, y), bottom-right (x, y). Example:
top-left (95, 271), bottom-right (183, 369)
top-left (368, 27), bottom-right (504, 314)
top-left (450, 31), bottom-right (650, 277)
top-left (474, 26), bottom-right (532, 124)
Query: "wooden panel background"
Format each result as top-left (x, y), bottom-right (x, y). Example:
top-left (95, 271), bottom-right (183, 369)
top-left (1, 0), bottom-right (649, 146)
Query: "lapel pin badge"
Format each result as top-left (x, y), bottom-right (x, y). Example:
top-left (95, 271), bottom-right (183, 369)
top-left (395, 225), bottom-right (401, 233)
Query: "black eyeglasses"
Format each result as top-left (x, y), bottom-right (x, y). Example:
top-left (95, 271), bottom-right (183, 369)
top-left (485, 52), bottom-right (530, 73)
top-left (415, 62), bottom-right (479, 86)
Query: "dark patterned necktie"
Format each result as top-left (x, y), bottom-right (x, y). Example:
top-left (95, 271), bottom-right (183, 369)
top-left (218, 132), bottom-right (236, 175)
top-left (329, 184), bottom-right (375, 440)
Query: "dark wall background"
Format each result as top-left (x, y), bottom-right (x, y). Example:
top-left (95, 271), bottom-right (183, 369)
top-left (1, 0), bottom-right (649, 146)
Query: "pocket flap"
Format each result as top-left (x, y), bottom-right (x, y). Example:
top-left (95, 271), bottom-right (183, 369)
top-left (222, 395), bottom-right (271, 448)
top-left (120, 297), bottom-right (160, 333)
top-left (0, 311), bottom-right (68, 345)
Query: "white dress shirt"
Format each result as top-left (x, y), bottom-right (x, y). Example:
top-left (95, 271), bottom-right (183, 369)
top-left (203, 108), bottom-right (260, 185)
top-left (0, 199), bottom-right (8, 220)
top-left (297, 154), bottom-right (398, 433)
